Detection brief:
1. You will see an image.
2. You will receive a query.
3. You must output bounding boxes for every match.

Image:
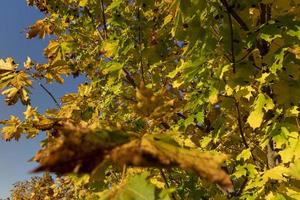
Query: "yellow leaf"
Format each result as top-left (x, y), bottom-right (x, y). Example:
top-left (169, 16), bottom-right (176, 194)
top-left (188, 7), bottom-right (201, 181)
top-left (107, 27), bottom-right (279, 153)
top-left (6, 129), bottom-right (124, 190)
top-left (103, 40), bottom-right (118, 58)
top-left (79, 0), bottom-right (88, 7)
top-left (285, 106), bottom-right (299, 117)
top-left (2, 87), bottom-right (20, 105)
top-left (1, 115), bottom-right (22, 141)
top-left (247, 94), bottom-right (274, 129)
top-left (289, 45), bottom-right (300, 60)
top-left (247, 109), bottom-right (264, 129)
top-left (263, 166), bottom-right (288, 182)
top-left (225, 85), bottom-right (233, 96)
top-left (24, 57), bottom-right (34, 69)
top-left (163, 15), bottom-right (173, 27)
top-left (23, 106), bottom-right (38, 120)
top-left (0, 57), bottom-right (17, 73)
top-left (236, 148), bottom-right (251, 161)
top-left (209, 87), bottom-right (218, 104)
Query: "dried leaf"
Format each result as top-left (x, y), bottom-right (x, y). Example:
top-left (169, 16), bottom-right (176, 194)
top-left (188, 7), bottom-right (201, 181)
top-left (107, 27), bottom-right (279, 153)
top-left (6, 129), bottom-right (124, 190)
top-left (27, 19), bottom-right (52, 39)
top-left (32, 123), bottom-right (132, 174)
top-left (110, 134), bottom-right (233, 192)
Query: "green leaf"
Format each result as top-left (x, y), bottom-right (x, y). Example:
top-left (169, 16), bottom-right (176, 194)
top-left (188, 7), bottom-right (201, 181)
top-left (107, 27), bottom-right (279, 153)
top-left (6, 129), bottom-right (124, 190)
top-left (287, 26), bottom-right (300, 40)
top-left (271, 48), bottom-right (288, 74)
top-left (116, 173), bottom-right (155, 200)
top-left (106, 0), bottom-right (122, 11)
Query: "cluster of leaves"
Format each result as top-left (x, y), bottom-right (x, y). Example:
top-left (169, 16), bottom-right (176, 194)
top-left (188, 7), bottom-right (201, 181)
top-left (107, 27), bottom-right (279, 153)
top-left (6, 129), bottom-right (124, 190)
top-left (6, 173), bottom-right (97, 200)
top-left (2, 0), bottom-right (300, 199)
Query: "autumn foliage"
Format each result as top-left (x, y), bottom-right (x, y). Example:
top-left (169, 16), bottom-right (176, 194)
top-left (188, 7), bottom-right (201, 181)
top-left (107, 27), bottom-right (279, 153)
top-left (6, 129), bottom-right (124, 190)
top-left (1, 0), bottom-right (300, 199)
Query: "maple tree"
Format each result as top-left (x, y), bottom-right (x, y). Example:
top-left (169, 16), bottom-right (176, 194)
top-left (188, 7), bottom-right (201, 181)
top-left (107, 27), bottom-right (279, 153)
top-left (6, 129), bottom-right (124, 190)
top-left (1, 0), bottom-right (300, 199)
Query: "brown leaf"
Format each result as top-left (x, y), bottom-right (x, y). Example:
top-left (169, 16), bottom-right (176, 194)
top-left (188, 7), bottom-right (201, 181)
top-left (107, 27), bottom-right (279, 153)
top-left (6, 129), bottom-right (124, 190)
top-left (26, 19), bottom-right (52, 39)
top-left (32, 123), bottom-right (131, 174)
top-left (110, 135), bottom-right (233, 192)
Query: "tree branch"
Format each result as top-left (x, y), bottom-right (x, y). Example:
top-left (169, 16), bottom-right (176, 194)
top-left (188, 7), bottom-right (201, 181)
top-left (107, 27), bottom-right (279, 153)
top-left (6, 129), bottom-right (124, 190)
top-left (222, 0), bottom-right (236, 73)
top-left (122, 68), bottom-right (137, 88)
top-left (100, 0), bottom-right (108, 38)
top-left (234, 101), bottom-right (248, 148)
top-left (220, 95), bottom-right (258, 162)
top-left (235, 100), bottom-right (258, 162)
top-left (220, 0), bottom-right (249, 31)
top-left (39, 83), bottom-right (61, 109)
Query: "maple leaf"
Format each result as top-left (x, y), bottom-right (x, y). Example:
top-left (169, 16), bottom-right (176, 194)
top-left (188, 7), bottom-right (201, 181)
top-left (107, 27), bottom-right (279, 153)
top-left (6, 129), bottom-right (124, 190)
top-left (26, 19), bottom-right (52, 39)
top-left (0, 57), bottom-right (17, 74)
top-left (110, 134), bottom-right (233, 192)
top-left (0, 115), bottom-right (23, 141)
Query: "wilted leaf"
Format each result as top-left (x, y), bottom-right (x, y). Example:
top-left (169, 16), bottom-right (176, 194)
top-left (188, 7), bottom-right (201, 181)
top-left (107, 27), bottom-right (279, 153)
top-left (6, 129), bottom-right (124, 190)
top-left (32, 123), bottom-right (132, 174)
top-left (110, 134), bottom-right (233, 192)
top-left (27, 19), bottom-right (52, 39)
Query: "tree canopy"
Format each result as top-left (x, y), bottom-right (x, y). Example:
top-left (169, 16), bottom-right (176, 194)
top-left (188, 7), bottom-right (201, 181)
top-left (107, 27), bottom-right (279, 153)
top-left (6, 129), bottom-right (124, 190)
top-left (1, 0), bottom-right (300, 199)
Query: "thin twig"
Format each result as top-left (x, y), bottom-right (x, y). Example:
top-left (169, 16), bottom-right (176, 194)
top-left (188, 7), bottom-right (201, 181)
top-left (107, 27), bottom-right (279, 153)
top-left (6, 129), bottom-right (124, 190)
top-left (236, 47), bottom-right (255, 63)
top-left (234, 101), bottom-right (248, 148)
top-left (221, 95), bottom-right (258, 162)
top-left (122, 68), bottom-right (137, 88)
top-left (137, 7), bottom-right (145, 83)
top-left (220, 0), bottom-right (249, 31)
top-left (235, 101), bottom-right (257, 162)
top-left (85, 7), bottom-right (104, 40)
top-left (234, 177), bottom-right (248, 197)
top-left (39, 83), bottom-right (61, 108)
top-left (222, 0), bottom-right (236, 73)
top-left (160, 169), bottom-right (177, 200)
top-left (100, 0), bottom-right (108, 38)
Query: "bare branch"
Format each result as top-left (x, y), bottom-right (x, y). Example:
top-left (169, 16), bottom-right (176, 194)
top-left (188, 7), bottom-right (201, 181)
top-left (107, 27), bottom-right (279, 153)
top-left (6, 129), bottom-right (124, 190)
top-left (39, 83), bottom-right (61, 109)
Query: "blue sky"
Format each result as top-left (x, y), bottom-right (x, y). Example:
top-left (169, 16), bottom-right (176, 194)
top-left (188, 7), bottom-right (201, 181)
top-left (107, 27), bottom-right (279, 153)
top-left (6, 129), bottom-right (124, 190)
top-left (0, 1), bottom-right (83, 198)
